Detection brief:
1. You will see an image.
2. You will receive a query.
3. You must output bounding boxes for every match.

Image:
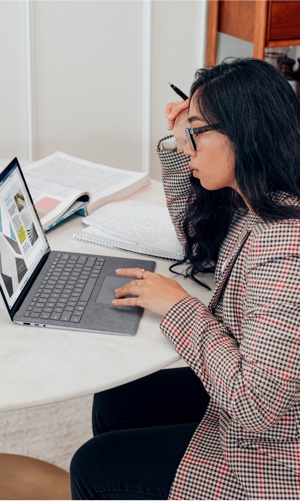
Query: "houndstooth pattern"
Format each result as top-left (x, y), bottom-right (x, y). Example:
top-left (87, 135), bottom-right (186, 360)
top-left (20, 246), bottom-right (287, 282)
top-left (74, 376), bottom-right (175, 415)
top-left (157, 138), bottom-right (300, 500)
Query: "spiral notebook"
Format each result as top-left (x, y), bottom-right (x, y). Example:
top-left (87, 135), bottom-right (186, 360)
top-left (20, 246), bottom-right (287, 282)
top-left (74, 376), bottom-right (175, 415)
top-left (73, 200), bottom-right (184, 260)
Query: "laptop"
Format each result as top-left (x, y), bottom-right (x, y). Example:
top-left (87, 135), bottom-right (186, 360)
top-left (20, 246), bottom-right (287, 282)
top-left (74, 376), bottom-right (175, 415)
top-left (0, 158), bottom-right (156, 335)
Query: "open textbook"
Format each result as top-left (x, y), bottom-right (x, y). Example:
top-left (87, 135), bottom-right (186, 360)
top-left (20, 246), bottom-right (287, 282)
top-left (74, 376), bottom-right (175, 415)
top-left (73, 200), bottom-right (184, 260)
top-left (21, 152), bottom-right (150, 231)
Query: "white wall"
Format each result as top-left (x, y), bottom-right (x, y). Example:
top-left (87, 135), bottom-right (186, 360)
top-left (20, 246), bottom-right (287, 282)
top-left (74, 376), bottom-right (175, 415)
top-left (0, 1), bottom-right (28, 160)
top-left (31, 1), bottom-right (145, 172)
top-left (1, 1), bottom-right (298, 181)
top-left (217, 33), bottom-right (253, 63)
top-left (0, 0), bottom-right (208, 180)
top-left (0, 1), bottom-right (149, 171)
top-left (150, 0), bottom-right (208, 179)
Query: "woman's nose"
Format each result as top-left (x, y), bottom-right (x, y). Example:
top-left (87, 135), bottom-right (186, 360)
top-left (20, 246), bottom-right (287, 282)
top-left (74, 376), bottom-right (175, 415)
top-left (184, 142), bottom-right (196, 157)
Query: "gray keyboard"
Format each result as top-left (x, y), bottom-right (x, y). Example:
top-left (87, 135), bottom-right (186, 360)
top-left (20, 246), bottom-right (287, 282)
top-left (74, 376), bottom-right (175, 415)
top-left (24, 253), bottom-right (105, 323)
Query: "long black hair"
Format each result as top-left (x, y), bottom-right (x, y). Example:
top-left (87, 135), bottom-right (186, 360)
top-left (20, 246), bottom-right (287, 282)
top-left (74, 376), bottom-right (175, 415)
top-left (175, 58), bottom-right (300, 284)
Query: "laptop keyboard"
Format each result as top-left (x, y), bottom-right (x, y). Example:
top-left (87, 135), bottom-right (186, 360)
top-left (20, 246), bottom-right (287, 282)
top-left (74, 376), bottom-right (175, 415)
top-left (24, 253), bottom-right (105, 323)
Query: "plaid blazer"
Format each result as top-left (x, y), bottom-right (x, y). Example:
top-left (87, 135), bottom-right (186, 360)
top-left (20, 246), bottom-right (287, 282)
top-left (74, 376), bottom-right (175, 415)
top-left (157, 139), bottom-right (300, 500)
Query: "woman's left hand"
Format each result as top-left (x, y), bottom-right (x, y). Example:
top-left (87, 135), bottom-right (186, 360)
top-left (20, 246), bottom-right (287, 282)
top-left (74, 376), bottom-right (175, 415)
top-left (112, 268), bottom-right (191, 317)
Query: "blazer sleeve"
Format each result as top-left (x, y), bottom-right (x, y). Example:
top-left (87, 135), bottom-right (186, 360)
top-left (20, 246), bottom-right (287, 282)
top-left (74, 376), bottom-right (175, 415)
top-left (157, 136), bottom-right (192, 245)
top-left (160, 219), bottom-right (300, 432)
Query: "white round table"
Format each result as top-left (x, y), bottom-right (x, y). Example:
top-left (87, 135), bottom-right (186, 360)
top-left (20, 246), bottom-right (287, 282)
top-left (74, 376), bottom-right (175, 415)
top-left (0, 180), bottom-right (215, 412)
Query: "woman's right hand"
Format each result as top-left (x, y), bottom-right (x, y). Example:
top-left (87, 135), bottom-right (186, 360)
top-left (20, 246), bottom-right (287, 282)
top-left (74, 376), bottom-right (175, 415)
top-left (164, 99), bottom-right (190, 151)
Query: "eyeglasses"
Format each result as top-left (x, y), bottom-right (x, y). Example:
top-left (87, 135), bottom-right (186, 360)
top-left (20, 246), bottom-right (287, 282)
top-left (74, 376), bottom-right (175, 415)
top-left (185, 124), bottom-right (220, 151)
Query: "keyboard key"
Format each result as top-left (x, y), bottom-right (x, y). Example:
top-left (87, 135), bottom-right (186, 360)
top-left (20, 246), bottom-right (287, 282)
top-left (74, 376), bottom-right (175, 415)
top-left (36, 302), bottom-right (46, 308)
top-left (70, 316), bottom-right (81, 323)
top-left (50, 312), bottom-right (61, 320)
top-left (77, 256), bottom-right (87, 265)
top-left (86, 256), bottom-right (96, 267)
top-left (77, 301), bottom-right (87, 307)
top-left (83, 267), bottom-right (92, 273)
top-left (47, 302), bottom-right (56, 307)
top-left (47, 294), bottom-right (59, 305)
top-left (40, 313), bottom-right (50, 319)
top-left (54, 307), bottom-right (64, 313)
top-left (73, 310), bottom-right (83, 317)
top-left (61, 311), bottom-right (72, 321)
top-left (80, 278), bottom-right (97, 301)
top-left (75, 306), bottom-right (85, 312)
top-left (74, 265), bottom-right (84, 270)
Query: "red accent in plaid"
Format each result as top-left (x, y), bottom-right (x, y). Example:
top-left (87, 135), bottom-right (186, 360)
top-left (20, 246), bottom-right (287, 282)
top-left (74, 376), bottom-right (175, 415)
top-left (158, 143), bottom-right (300, 499)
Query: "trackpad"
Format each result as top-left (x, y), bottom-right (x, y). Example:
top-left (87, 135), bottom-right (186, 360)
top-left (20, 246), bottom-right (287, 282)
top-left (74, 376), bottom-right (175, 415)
top-left (96, 276), bottom-right (135, 305)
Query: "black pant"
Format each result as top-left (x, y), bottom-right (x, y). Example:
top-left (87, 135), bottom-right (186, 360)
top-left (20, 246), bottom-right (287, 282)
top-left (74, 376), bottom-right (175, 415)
top-left (70, 367), bottom-right (210, 500)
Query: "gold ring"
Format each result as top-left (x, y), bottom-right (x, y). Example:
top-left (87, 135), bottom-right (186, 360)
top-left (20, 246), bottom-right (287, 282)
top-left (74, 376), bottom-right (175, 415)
top-left (141, 269), bottom-right (146, 279)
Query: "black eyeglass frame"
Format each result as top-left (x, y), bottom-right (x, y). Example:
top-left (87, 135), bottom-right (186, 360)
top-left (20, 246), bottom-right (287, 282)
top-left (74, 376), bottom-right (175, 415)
top-left (185, 124), bottom-right (220, 151)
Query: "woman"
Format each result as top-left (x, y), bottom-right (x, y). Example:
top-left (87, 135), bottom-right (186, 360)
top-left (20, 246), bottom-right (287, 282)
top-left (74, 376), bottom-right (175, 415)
top-left (70, 58), bottom-right (300, 499)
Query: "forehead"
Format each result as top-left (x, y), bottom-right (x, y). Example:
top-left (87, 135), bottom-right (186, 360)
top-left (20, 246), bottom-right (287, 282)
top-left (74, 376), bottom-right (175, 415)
top-left (189, 96), bottom-right (204, 123)
top-left (189, 96), bottom-right (198, 115)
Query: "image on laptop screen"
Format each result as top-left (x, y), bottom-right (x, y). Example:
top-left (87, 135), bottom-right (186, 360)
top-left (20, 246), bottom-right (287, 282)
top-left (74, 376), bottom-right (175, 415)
top-left (0, 161), bottom-right (48, 309)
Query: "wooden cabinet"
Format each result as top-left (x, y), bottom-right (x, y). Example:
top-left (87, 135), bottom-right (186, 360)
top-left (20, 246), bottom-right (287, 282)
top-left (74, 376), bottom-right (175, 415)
top-left (206, 0), bottom-right (300, 67)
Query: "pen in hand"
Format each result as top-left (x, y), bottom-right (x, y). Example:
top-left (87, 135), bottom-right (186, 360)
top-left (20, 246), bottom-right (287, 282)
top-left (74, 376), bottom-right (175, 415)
top-left (169, 82), bottom-right (188, 101)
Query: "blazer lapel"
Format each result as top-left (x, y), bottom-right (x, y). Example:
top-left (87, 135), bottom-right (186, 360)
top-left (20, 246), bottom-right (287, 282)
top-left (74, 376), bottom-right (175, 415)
top-left (209, 228), bottom-right (251, 313)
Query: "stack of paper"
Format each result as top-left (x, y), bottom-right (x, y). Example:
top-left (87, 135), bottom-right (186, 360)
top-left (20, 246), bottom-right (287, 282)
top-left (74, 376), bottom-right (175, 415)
top-left (73, 200), bottom-right (184, 260)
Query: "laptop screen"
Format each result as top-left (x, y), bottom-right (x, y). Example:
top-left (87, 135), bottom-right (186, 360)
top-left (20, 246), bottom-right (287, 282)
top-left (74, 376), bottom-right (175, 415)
top-left (0, 159), bottom-right (49, 310)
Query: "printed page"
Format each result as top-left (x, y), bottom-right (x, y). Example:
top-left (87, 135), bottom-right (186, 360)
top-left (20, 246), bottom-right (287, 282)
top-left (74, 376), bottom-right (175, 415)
top-left (24, 173), bottom-right (86, 229)
top-left (83, 200), bottom-right (184, 257)
top-left (23, 152), bottom-right (150, 218)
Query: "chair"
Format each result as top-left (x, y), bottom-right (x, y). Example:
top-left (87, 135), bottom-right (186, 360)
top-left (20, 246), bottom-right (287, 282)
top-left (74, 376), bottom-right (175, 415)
top-left (0, 453), bottom-right (71, 500)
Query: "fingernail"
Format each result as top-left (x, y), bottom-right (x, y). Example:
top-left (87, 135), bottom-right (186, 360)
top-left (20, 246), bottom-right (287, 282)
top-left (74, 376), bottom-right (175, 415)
top-left (112, 300), bottom-right (117, 305)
